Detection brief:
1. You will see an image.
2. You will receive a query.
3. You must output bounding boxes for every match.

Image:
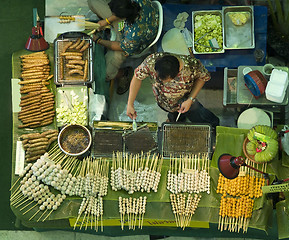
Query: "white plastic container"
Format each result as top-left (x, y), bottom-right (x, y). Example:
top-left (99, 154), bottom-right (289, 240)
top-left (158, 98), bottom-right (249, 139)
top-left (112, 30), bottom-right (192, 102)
top-left (265, 69), bottom-right (288, 103)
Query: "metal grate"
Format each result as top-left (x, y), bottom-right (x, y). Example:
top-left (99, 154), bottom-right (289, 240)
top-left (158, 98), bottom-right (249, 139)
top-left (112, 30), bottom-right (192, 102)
top-left (92, 130), bottom-right (123, 157)
top-left (124, 126), bottom-right (157, 154)
top-left (162, 123), bottom-right (211, 157)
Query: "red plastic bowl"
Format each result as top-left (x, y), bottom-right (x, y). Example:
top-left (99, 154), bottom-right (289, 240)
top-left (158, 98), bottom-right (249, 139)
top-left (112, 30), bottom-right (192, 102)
top-left (247, 70), bottom-right (267, 95)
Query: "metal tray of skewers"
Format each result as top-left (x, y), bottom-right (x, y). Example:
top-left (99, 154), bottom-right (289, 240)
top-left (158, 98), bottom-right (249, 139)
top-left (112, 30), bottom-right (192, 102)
top-left (54, 32), bottom-right (93, 85)
top-left (161, 123), bottom-right (212, 158)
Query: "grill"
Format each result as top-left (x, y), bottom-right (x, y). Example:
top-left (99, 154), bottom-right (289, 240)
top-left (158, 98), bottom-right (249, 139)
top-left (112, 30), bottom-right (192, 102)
top-left (54, 32), bottom-right (93, 85)
top-left (92, 130), bottom-right (123, 157)
top-left (91, 121), bottom-right (158, 157)
top-left (123, 126), bottom-right (157, 154)
top-left (161, 123), bottom-right (211, 157)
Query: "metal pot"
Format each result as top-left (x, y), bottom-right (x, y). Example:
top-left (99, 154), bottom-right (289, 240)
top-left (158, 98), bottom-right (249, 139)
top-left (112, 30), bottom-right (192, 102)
top-left (58, 124), bottom-right (92, 156)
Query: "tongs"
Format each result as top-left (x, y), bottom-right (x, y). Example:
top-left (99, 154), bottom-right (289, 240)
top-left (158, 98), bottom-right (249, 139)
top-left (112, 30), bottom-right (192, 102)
top-left (194, 30), bottom-right (220, 50)
top-left (194, 29), bottom-right (214, 43)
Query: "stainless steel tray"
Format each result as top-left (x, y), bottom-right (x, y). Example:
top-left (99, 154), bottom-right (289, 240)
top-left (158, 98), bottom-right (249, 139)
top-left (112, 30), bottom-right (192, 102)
top-left (223, 67), bottom-right (238, 106)
top-left (192, 10), bottom-right (224, 54)
top-left (237, 66), bottom-right (289, 106)
top-left (54, 32), bottom-right (93, 85)
top-left (222, 6), bottom-right (255, 49)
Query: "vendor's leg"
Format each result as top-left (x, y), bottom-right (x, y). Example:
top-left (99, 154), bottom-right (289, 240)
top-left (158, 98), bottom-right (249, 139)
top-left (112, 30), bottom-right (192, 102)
top-left (185, 100), bottom-right (220, 129)
top-left (105, 50), bottom-right (127, 81)
top-left (168, 111), bottom-right (186, 122)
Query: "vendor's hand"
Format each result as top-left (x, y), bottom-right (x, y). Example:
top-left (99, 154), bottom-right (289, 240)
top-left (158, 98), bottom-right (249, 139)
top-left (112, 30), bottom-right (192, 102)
top-left (179, 99), bottom-right (192, 113)
top-left (127, 105), bottom-right (137, 120)
top-left (97, 19), bottom-right (109, 29)
top-left (92, 32), bottom-right (102, 43)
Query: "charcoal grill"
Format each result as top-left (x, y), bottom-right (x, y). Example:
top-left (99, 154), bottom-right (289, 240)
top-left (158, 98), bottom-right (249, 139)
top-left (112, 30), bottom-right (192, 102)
top-left (123, 125), bottom-right (158, 154)
top-left (54, 32), bottom-right (93, 85)
top-left (91, 121), bottom-right (158, 157)
top-left (92, 130), bottom-right (123, 157)
top-left (161, 123), bottom-right (211, 157)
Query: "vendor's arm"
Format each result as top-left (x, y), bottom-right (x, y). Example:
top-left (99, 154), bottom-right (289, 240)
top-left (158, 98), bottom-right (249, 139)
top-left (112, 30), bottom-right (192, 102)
top-left (179, 78), bottom-right (205, 113)
top-left (97, 39), bottom-right (123, 51)
top-left (127, 75), bottom-right (142, 119)
top-left (97, 15), bottom-right (121, 28)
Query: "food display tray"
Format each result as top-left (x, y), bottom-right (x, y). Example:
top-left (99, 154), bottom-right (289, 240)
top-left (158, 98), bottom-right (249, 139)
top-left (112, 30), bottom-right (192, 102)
top-left (222, 6), bottom-right (255, 50)
top-left (54, 32), bottom-right (93, 85)
top-left (55, 86), bottom-right (88, 127)
top-left (161, 123), bottom-right (211, 158)
top-left (192, 10), bottom-right (224, 54)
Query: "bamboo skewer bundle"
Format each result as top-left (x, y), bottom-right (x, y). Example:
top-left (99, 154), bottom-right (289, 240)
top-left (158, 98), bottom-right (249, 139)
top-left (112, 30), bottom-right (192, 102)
top-left (217, 159), bottom-right (267, 233)
top-left (10, 146), bottom-right (109, 231)
top-left (167, 154), bottom-right (210, 228)
top-left (75, 18), bottom-right (111, 31)
top-left (118, 196), bottom-right (147, 230)
top-left (170, 193), bottom-right (202, 230)
top-left (110, 151), bottom-right (163, 194)
top-left (167, 153), bottom-right (210, 194)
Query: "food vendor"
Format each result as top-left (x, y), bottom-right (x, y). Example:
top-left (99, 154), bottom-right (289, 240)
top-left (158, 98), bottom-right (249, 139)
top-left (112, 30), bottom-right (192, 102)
top-left (88, 0), bottom-right (159, 94)
top-left (126, 52), bottom-right (220, 130)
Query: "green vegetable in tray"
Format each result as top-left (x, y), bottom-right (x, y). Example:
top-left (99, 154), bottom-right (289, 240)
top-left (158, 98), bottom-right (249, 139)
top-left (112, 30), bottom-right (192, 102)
top-left (56, 90), bottom-right (88, 126)
top-left (194, 14), bottom-right (223, 53)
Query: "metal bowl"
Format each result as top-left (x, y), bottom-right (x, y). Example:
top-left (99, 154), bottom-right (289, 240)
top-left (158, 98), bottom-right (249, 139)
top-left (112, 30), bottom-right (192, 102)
top-left (58, 124), bottom-right (92, 156)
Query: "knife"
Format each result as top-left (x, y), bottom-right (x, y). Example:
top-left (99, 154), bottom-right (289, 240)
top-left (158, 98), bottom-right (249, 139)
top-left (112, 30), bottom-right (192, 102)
top-left (181, 28), bottom-right (194, 56)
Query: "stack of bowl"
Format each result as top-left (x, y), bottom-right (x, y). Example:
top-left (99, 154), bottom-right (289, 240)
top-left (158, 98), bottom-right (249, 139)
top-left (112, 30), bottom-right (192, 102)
top-left (243, 70), bottom-right (267, 99)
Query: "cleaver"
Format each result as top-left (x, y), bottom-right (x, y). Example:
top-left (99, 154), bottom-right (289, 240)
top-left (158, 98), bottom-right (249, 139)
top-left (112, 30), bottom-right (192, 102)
top-left (181, 28), bottom-right (194, 57)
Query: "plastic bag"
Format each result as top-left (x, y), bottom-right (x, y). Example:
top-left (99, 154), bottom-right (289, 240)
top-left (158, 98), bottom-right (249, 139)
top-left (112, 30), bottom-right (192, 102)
top-left (281, 125), bottom-right (289, 155)
top-left (88, 89), bottom-right (107, 126)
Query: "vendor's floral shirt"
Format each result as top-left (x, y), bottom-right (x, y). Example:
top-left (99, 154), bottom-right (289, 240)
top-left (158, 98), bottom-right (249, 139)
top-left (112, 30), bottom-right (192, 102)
top-left (134, 52), bottom-right (210, 112)
top-left (120, 0), bottom-right (158, 56)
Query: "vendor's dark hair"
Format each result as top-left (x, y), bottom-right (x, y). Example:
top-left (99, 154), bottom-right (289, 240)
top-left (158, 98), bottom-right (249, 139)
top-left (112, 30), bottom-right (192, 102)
top-left (109, 0), bottom-right (140, 25)
top-left (155, 55), bottom-right (180, 80)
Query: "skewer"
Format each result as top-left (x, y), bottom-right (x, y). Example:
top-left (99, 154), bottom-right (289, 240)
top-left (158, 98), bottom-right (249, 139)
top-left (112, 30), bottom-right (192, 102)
top-left (23, 203), bottom-right (38, 215)
top-left (176, 112), bottom-right (181, 122)
top-left (79, 211), bottom-right (87, 230)
top-left (42, 209), bottom-right (54, 222)
top-left (10, 177), bottom-right (21, 191)
top-left (29, 209), bottom-right (40, 221)
top-left (19, 200), bottom-right (34, 211)
top-left (37, 209), bottom-right (48, 222)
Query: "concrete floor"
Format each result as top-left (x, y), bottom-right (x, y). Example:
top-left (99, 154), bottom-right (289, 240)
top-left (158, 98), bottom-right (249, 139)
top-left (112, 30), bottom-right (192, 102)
top-left (108, 52), bottom-right (238, 129)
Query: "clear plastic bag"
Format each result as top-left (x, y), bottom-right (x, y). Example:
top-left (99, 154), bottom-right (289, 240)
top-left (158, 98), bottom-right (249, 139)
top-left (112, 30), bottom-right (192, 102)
top-left (281, 125), bottom-right (289, 155)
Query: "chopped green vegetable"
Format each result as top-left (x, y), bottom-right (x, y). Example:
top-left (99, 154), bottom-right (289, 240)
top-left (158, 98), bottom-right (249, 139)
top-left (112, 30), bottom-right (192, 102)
top-left (56, 90), bottom-right (88, 126)
top-left (194, 13), bottom-right (223, 53)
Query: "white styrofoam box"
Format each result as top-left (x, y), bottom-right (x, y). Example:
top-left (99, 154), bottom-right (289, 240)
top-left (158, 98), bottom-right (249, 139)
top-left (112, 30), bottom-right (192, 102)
top-left (266, 81), bottom-right (287, 103)
top-left (266, 69), bottom-right (288, 103)
top-left (269, 69), bottom-right (288, 85)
